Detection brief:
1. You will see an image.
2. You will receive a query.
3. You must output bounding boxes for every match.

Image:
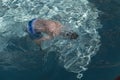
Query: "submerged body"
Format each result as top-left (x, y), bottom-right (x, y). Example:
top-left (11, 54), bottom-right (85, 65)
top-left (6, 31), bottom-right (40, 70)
top-left (27, 18), bottom-right (78, 45)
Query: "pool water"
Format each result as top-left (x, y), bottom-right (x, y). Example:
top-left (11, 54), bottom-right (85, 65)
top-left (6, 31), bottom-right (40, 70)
top-left (0, 0), bottom-right (119, 80)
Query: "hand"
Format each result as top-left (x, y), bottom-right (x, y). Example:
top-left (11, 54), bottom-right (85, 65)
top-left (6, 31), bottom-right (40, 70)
top-left (34, 39), bottom-right (41, 45)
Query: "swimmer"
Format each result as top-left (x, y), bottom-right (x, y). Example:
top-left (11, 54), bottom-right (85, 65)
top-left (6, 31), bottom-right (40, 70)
top-left (26, 18), bottom-right (78, 45)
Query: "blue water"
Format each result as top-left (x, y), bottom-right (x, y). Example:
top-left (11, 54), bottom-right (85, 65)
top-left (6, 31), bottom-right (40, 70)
top-left (83, 0), bottom-right (120, 80)
top-left (0, 0), bottom-right (119, 80)
top-left (0, 51), bottom-right (77, 80)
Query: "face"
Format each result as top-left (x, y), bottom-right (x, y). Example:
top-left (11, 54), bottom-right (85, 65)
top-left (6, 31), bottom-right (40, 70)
top-left (70, 32), bottom-right (78, 39)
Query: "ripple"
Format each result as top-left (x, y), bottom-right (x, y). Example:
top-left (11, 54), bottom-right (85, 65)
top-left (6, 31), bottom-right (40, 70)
top-left (0, 0), bottom-right (102, 79)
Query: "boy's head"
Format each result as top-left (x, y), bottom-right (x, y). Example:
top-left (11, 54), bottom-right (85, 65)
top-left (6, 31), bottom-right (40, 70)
top-left (65, 31), bottom-right (79, 39)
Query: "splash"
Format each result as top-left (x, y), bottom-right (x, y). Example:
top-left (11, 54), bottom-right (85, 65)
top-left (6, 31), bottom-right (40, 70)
top-left (0, 0), bottom-right (102, 79)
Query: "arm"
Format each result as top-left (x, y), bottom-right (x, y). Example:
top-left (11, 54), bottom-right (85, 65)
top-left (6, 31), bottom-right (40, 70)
top-left (34, 35), bottom-right (52, 45)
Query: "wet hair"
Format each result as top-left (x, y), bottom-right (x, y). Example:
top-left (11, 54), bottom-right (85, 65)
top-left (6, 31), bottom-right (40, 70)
top-left (62, 31), bottom-right (79, 40)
